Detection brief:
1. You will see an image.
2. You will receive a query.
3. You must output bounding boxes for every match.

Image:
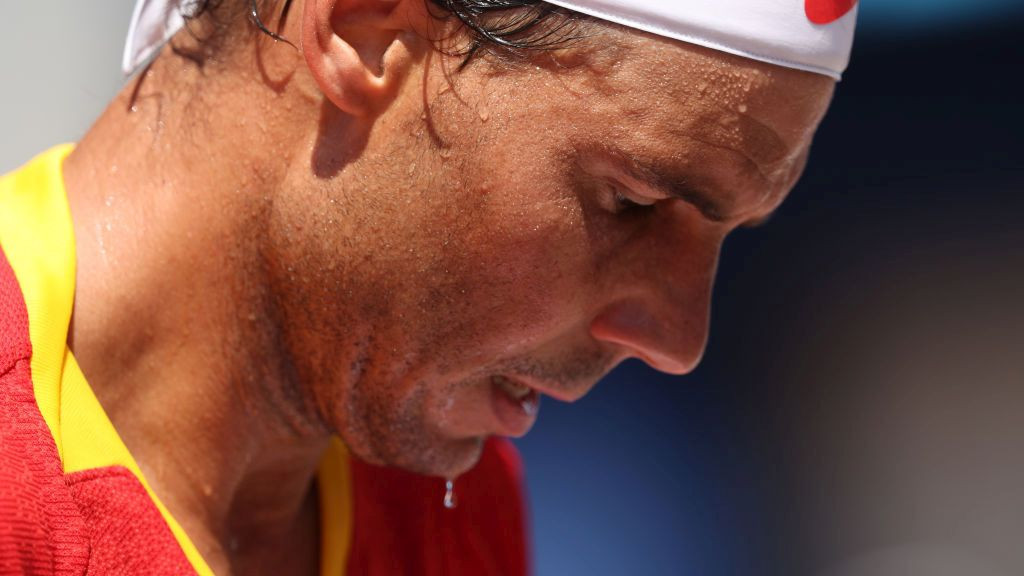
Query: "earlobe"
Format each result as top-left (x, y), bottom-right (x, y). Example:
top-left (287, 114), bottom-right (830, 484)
top-left (301, 0), bottom-right (417, 117)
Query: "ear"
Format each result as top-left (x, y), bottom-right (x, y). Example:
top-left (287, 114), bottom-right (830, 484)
top-left (301, 0), bottom-right (420, 117)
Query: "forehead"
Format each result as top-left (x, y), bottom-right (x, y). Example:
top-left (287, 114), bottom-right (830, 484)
top-left (560, 26), bottom-right (836, 216)
top-left (580, 27), bottom-right (835, 131)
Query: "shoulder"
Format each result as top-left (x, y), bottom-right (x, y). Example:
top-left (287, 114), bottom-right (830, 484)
top-left (0, 320), bottom-right (89, 574)
top-left (0, 242), bottom-right (90, 573)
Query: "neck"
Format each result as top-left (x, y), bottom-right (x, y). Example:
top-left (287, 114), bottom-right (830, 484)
top-left (63, 40), bottom-right (327, 574)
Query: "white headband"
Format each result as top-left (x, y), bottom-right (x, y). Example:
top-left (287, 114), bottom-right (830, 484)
top-left (124, 0), bottom-right (187, 76)
top-left (542, 0), bottom-right (856, 79)
top-left (124, 0), bottom-right (856, 78)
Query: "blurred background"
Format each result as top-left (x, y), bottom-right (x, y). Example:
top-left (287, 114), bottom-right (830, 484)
top-left (3, 1), bottom-right (1022, 575)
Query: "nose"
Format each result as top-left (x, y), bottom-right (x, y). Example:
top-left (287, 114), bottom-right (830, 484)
top-left (589, 290), bottom-right (712, 375)
top-left (589, 217), bottom-right (720, 375)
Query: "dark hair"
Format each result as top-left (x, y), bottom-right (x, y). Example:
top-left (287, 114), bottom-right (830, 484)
top-left (189, 0), bottom-right (589, 66)
top-left (423, 0), bottom-right (589, 64)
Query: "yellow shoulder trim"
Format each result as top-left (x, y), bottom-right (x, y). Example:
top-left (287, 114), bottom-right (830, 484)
top-left (318, 438), bottom-right (354, 576)
top-left (0, 144), bottom-right (76, 456)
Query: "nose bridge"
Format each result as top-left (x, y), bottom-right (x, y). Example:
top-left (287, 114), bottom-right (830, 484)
top-left (590, 217), bottom-right (722, 375)
top-left (650, 230), bottom-right (719, 371)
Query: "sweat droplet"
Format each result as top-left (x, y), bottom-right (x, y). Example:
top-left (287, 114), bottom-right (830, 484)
top-left (478, 104), bottom-right (490, 122)
top-left (444, 479), bottom-right (457, 509)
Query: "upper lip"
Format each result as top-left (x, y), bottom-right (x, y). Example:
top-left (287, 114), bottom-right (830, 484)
top-left (502, 374), bottom-right (591, 404)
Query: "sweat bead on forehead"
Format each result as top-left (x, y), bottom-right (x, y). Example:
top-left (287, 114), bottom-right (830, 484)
top-left (124, 0), bottom-right (857, 79)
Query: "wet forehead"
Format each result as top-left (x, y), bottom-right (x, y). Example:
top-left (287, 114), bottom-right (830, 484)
top-left (581, 30), bottom-right (835, 216)
top-left (606, 33), bottom-right (833, 148)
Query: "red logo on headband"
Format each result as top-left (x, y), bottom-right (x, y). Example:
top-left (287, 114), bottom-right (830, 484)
top-left (805, 0), bottom-right (857, 24)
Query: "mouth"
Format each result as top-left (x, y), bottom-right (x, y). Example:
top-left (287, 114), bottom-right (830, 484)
top-left (489, 374), bottom-right (541, 437)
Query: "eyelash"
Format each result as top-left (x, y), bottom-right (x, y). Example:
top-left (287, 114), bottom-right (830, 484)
top-left (610, 186), bottom-right (656, 214)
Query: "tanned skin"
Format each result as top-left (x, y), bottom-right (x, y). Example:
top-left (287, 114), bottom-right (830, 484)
top-left (62, 0), bottom-right (834, 573)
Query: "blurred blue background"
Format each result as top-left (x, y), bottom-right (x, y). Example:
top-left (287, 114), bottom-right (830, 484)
top-left (3, 2), bottom-right (1023, 576)
top-left (858, 0), bottom-right (1024, 30)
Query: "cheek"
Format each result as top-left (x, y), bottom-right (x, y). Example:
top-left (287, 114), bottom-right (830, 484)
top-left (419, 193), bottom-right (592, 359)
top-left (430, 127), bottom-right (602, 336)
top-left (408, 68), bottom-right (623, 340)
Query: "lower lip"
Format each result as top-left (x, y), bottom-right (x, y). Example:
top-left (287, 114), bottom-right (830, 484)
top-left (490, 379), bottom-right (540, 437)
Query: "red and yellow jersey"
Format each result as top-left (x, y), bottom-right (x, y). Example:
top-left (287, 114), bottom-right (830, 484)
top-left (0, 147), bottom-right (529, 575)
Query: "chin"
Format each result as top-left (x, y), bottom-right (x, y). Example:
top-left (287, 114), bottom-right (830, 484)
top-left (349, 431), bottom-right (486, 479)
top-left (401, 435), bottom-right (487, 479)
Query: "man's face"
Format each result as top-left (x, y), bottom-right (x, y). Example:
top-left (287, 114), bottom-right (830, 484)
top-left (267, 23), bottom-right (834, 477)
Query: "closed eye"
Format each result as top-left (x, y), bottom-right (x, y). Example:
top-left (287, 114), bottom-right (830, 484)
top-left (610, 185), bottom-right (657, 214)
